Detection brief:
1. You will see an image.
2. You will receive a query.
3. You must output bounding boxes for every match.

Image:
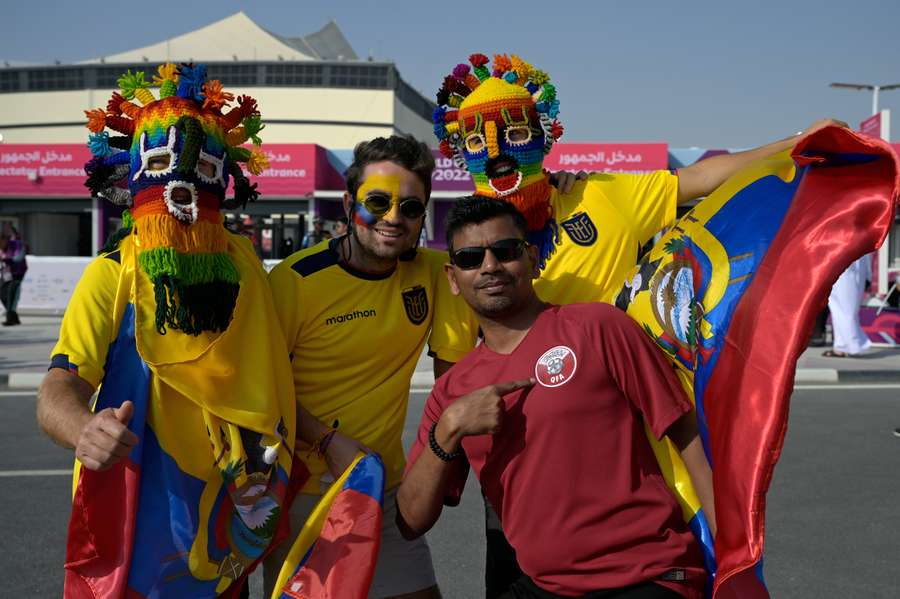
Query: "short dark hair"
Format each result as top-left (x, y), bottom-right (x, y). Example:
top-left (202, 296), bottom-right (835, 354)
top-left (345, 135), bottom-right (435, 200)
top-left (445, 195), bottom-right (529, 253)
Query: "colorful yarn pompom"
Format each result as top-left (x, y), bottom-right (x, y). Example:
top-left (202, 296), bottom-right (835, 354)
top-left (510, 55), bottom-right (532, 81)
top-left (153, 63), bottom-right (179, 98)
top-left (88, 132), bottom-right (112, 157)
top-left (439, 139), bottom-right (454, 159)
top-left (107, 92), bottom-right (126, 115)
top-left (247, 149), bottom-right (269, 176)
top-left (452, 63), bottom-right (470, 80)
top-left (84, 109), bottom-right (107, 133)
top-left (176, 63), bottom-right (207, 102)
top-left (202, 80), bottom-right (234, 111)
top-left (528, 70), bottom-right (550, 86)
top-left (469, 53), bottom-right (489, 68)
top-left (550, 119), bottom-right (564, 140)
top-left (118, 70), bottom-right (155, 106)
top-left (242, 114), bottom-right (265, 145)
top-left (492, 54), bottom-right (512, 76)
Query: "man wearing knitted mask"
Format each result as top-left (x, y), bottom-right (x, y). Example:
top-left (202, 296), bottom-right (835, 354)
top-left (432, 53), bottom-right (845, 597)
top-left (36, 63), bottom-right (298, 598)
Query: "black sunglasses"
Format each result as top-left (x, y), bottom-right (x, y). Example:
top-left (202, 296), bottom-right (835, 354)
top-left (451, 238), bottom-right (529, 270)
top-left (360, 193), bottom-right (427, 220)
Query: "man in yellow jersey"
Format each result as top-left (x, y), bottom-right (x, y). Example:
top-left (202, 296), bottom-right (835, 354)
top-left (431, 53), bottom-right (845, 597)
top-left (264, 135), bottom-right (479, 599)
top-left (36, 64), bottom-right (297, 597)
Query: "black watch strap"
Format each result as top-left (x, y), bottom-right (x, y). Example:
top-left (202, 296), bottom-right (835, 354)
top-left (428, 422), bottom-right (460, 462)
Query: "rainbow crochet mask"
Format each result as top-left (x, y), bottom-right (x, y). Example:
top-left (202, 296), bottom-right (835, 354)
top-left (433, 54), bottom-right (563, 236)
top-left (83, 63), bottom-right (269, 336)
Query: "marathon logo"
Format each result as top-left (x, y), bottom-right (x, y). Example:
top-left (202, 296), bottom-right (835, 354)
top-left (325, 309), bottom-right (377, 326)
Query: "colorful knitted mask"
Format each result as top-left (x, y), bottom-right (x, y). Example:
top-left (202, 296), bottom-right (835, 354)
top-left (433, 54), bottom-right (563, 237)
top-left (83, 63), bottom-right (268, 336)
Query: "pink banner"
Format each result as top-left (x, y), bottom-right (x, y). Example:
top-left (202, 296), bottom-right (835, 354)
top-left (0, 144), bottom-right (92, 196)
top-left (545, 142), bottom-right (669, 173)
top-left (859, 113), bottom-right (883, 139)
top-left (0, 143), bottom-right (343, 198)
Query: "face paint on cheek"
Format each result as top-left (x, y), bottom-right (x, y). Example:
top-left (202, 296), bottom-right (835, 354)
top-left (353, 201), bottom-right (379, 227)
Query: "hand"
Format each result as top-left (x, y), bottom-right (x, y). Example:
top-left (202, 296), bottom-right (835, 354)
top-left (440, 379), bottom-right (535, 443)
top-left (801, 118), bottom-right (849, 137)
top-left (74, 401), bottom-right (138, 471)
top-left (547, 170), bottom-right (589, 194)
top-left (323, 431), bottom-right (373, 479)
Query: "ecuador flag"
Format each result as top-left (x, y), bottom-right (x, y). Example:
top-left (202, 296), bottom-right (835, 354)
top-left (272, 453), bottom-right (385, 599)
top-left (63, 235), bottom-right (302, 598)
top-left (616, 126), bottom-right (899, 597)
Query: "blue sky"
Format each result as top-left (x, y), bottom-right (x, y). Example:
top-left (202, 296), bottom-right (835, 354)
top-left (3, 0), bottom-right (900, 147)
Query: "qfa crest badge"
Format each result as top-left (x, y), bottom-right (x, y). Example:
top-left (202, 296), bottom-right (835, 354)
top-left (402, 285), bottom-right (429, 325)
top-left (561, 211), bottom-right (598, 246)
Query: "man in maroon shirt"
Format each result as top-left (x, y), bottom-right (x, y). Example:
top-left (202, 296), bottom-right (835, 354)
top-left (397, 196), bottom-right (714, 599)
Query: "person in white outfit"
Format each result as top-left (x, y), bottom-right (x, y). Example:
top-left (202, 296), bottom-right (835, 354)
top-left (825, 253), bottom-right (872, 357)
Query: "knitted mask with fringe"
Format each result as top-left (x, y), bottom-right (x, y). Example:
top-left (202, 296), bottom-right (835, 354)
top-left (83, 63), bottom-right (268, 336)
top-left (433, 53), bottom-right (564, 267)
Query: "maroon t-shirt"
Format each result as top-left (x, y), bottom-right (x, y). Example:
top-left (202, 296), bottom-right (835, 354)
top-left (407, 303), bottom-right (706, 597)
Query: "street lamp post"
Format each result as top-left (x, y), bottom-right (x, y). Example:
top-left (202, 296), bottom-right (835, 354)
top-left (829, 82), bottom-right (900, 116)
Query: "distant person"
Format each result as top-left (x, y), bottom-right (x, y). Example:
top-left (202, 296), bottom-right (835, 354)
top-left (302, 217), bottom-right (331, 247)
top-left (333, 216), bottom-right (349, 237)
top-left (824, 254), bottom-right (872, 357)
top-left (279, 235), bottom-right (295, 258)
top-left (1, 224), bottom-right (27, 326)
top-left (398, 197), bottom-right (712, 599)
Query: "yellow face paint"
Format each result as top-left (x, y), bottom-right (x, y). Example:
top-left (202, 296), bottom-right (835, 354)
top-left (354, 173), bottom-right (425, 225)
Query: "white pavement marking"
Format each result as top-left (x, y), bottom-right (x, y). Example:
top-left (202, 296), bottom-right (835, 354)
top-left (794, 383), bottom-right (900, 390)
top-left (0, 469), bottom-right (71, 477)
top-left (0, 391), bottom-right (35, 397)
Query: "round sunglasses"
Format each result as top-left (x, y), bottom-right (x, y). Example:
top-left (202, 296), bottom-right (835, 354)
top-left (450, 238), bottom-right (529, 270)
top-left (359, 193), bottom-right (427, 220)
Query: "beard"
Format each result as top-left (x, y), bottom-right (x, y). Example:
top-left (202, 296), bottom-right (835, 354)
top-left (134, 211), bottom-right (240, 336)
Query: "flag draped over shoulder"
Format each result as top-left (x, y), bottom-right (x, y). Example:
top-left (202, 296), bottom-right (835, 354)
top-left (616, 126), bottom-right (899, 598)
top-left (64, 234), bottom-right (304, 598)
top-left (272, 453), bottom-right (385, 599)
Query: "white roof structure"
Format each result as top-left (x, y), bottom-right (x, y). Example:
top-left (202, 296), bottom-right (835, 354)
top-left (80, 12), bottom-right (358, 64)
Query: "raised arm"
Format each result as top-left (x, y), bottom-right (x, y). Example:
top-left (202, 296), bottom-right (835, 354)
top-left (676, 118), bottom-right (848, 205)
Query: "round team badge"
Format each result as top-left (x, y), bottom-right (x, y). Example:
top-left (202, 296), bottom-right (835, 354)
top-left (534, 345), bottom-right (578, 388)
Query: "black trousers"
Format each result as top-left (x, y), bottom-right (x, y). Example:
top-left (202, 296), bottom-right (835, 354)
top-left (498, 575), bottom-right (684, 599)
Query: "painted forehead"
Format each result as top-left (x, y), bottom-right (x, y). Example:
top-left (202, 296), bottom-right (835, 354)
top-left (356, 173), bottom-right (403, 200)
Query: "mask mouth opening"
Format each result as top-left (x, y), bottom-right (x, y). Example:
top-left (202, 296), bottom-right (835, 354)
top-left (485, 155), bottom-right (519, 179)
top-left (164, 181), bottom-right (199, 224)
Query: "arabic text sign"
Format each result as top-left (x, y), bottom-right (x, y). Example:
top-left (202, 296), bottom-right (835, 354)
top-left (0, 144), bottom-right (93, 196)
top-left (544, 143), bottom-right (669, 173)
top-left (241, 144), bottom-right (317, 196)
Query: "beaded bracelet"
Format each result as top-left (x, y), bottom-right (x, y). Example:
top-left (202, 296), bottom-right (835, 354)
top-left (308, 419), bottom-right (339, 459)
top-left (428, 422), bottom-right (460, 462)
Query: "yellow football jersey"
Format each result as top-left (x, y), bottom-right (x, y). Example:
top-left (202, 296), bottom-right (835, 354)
top-left (535, 170), bottom-right (678, 305)
top-left (268, 238), bottom-right (479, 493)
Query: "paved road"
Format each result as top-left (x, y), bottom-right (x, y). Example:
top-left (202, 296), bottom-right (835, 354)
top-left (3, 385), bottom-right (899, 598)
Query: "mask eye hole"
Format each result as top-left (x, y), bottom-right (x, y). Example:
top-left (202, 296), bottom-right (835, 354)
top-left (465, 134), bottom-right (486, 153)
top-left (148, 155), bottom-right (171, 171)
top-left (505, 126), bottom-right (532, 145)
top-left (197, 158), bottom-right (215, 178)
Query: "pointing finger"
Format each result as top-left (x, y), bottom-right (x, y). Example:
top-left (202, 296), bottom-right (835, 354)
top-left (493, 378), bottom-right (536, 396)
